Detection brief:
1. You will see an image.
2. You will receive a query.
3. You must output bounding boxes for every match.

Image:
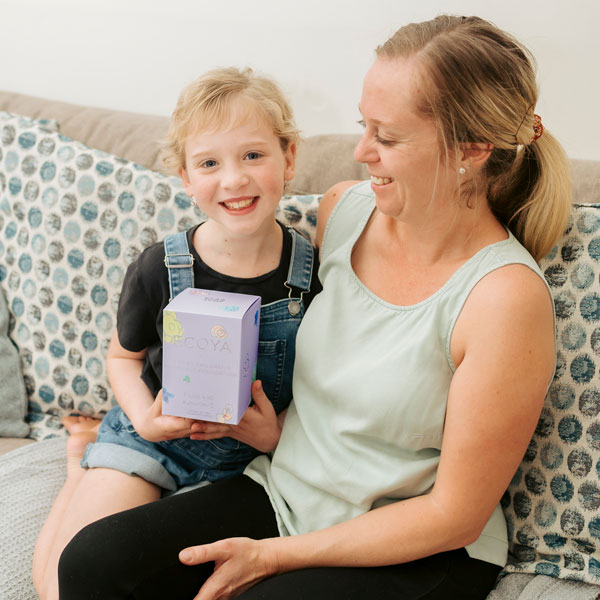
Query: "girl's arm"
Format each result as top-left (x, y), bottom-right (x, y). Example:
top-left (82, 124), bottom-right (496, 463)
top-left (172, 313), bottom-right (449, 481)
top-left (106, 330), bottom-right (197, 442)
top-left (179, 261), bottom-right (554, 600)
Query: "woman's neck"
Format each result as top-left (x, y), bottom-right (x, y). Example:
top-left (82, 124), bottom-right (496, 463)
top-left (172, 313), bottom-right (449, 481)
top-left (380, 196), bottom-right (507, 267)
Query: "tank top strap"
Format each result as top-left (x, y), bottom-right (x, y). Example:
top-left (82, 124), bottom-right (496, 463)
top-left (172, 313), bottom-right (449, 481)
top-left (321, 181), bottom-right (374, 262)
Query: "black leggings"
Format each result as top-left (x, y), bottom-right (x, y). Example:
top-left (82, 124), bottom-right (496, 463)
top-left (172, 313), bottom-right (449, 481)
top-left (58, 475), bottom-right (501, 600)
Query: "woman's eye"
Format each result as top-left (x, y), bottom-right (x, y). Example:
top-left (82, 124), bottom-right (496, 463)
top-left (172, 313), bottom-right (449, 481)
top-left (245, 152), bottom-right (262, 160)
top-left (375, 135), bottom-right (395, 146)
top-left (357, 120), bottom-right (394, 146)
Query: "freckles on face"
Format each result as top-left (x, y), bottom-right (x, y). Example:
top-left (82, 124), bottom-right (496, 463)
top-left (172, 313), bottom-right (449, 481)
top-left (357, 58), bottom-right (459, 210)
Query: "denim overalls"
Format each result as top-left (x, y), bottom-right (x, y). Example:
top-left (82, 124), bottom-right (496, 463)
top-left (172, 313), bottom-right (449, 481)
top-left (84, 228), bottom-right (315, 491)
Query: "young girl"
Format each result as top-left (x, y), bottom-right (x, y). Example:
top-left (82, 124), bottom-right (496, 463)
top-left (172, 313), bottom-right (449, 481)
top-left (33, 67), bottom-right (321, 600)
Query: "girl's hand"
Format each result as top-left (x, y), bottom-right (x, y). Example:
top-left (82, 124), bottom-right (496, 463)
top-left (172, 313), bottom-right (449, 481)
top-left (179, 537), bottom-right (279, 600)
top-left (190, 380), bottom-right (283, 453)
top-left (134, 389), bottom-right (198, 442)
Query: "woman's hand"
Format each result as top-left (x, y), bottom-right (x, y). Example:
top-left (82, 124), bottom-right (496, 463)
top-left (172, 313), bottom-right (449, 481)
top-left (133, 389), bottom-right (198, 442)
top-left (189, 380), bottom-right (283, 453)
top-left (179, 537), bottom-right (279, 600)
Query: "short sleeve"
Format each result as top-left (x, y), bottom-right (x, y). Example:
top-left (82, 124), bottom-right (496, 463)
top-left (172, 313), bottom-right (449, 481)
top-left (116, 250), bottom-right (163, 352)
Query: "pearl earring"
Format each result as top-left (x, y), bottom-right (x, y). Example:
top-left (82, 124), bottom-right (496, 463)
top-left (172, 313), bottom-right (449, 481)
top-left (459, 167), bottom-right (466, 175)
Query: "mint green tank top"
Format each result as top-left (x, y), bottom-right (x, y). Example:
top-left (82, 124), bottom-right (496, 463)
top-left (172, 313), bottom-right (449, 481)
top-left (245, 180), bottom-right (546, 567)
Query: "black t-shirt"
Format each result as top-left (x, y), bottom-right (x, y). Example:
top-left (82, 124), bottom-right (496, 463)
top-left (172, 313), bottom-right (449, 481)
top-left (116, 222), bottom-right (322, 397)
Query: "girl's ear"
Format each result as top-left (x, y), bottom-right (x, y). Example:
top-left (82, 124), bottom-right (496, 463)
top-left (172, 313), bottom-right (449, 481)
top-left (179, 167), bottom-right (193, 198)
top-left (284, 142), bottom-right (297, 182)
top-left (459, 142), bottom-right (494, 170)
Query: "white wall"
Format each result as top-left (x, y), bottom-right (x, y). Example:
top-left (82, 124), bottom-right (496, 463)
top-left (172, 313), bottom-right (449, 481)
top-left (1, 0), bottom-right (598, 160)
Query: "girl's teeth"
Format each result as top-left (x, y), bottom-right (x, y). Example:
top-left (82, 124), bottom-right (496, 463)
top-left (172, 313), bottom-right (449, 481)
top-left (371, 176), bottom-right (394, 185)
top-left (223, 198), bottom-right (255, 210)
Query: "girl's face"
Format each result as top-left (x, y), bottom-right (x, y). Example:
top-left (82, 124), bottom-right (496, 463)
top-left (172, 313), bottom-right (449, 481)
top-left (354, 58), bottom-right (459, 222)
top-left (180, 106), bottom-right (295, 239)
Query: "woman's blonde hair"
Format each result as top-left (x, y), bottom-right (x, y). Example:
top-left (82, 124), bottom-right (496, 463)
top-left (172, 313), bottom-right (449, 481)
top-left (377, 15), bottom-right (571, 261)
top-left (162, 67), bottom-right (300, 172)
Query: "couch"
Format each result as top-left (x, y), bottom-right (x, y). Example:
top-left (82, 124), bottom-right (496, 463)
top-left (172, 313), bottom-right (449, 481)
top-left (1, 90), bottom-right (600, 600)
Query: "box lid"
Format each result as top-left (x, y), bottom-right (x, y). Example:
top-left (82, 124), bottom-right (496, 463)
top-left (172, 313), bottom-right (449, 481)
top-left (165, 287), bottom-right (261, 317)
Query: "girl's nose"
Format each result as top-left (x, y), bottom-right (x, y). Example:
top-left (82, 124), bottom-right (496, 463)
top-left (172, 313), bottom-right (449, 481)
top-left (222, 166), bottom-right (250, 190)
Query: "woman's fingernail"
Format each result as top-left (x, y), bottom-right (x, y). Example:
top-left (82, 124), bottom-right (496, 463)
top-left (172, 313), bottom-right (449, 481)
top-left (180, 550), bottom-right (193, 562)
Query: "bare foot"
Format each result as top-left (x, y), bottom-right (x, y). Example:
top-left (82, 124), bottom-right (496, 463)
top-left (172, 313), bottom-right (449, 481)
top-left (62, 416), bottom-right (101, 461)
top-left (62, 415), bottom-right (101, 435)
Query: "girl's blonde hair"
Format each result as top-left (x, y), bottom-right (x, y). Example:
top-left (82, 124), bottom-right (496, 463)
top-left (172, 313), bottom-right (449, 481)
top-left (377, 15), bottom-right (571, 260)
top-left (162, 67), bottom-right (300, 172)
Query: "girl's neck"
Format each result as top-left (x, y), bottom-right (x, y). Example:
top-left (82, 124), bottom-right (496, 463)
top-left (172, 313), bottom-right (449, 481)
top-left (192, 219), bottom-right (283, 278)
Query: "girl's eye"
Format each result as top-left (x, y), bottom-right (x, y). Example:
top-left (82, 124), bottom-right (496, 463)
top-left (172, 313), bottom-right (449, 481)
top-left (245, 152), bottom-right (262, 160)
top-left (201, 159), bottom-right (218, 168)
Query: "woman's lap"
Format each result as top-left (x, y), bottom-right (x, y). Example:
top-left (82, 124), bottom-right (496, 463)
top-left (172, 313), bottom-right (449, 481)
top-left (240, 551), bottom-right (500, 600)
top-left (58, 475), bottom-right (278, 599)
top-left (58, 474), bottom-right (500, 600)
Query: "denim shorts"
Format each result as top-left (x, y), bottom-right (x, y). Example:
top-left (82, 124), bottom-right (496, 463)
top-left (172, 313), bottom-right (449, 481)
top-left (81, 406), bottom-right (261, 491)
top-left (82, 296), bottom-right (307, 492)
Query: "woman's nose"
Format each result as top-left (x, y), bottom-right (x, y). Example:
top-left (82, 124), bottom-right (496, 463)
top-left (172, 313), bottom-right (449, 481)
top-left (354, 132), bottom-right (378, 164)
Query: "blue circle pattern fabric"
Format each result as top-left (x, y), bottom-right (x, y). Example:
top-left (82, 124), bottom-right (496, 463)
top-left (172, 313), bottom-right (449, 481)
top-left (0, 112), bottom-right (320, 440)
top-left (503, 204), bottom-right (600, 584)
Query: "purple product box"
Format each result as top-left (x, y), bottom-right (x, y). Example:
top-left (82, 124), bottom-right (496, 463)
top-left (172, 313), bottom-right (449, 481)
top-left (161, 288), bottom-right (261, 424)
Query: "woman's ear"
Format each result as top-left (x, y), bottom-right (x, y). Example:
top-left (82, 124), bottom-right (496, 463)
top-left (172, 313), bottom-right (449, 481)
top-left (460, 142), bottom-right (494, 170)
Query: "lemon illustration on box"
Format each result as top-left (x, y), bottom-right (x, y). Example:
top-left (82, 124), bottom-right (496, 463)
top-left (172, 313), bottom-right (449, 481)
top-left (162, 287), bottom-right (261, 423)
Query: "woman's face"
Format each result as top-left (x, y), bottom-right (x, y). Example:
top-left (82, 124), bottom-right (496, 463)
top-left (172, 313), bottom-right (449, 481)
top-left (354, 57), bottom-right (459, 221)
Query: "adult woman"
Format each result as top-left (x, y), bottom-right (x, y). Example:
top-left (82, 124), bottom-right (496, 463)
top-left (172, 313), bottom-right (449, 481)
top-left (58, 15), bottom-right (571, 600)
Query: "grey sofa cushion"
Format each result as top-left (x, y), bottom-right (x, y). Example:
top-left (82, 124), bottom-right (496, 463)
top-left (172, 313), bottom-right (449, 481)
top-left (0, 438), bottom-right (66, 600)
top-left (0, 288), bottom-right (29, 437)
top-left (489, 572), bottom-right (600, 599)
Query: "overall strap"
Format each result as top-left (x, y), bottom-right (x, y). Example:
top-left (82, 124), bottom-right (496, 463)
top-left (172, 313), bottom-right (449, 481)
top-left (284, 228), bottom-right (314, 315)
top-left (164, 230), bottom-right (194, 301)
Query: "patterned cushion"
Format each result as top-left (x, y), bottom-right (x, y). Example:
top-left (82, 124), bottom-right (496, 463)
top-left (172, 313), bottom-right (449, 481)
top-left (503, 203), bottom-right (600, 584)
top-left (0, 112), bottom-right (320, 440)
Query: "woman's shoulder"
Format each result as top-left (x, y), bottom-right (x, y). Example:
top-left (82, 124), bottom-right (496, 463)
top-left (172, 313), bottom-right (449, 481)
top-left (316, 180), bottom-right (370, 251)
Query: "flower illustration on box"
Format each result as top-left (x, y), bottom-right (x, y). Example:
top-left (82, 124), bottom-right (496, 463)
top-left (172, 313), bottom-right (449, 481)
top-left (217, 405), bottom-right (233, 423)
top-left (211, 324), bottom-right (228, 339)
top-left (163, 310), bottom-right (184, 343)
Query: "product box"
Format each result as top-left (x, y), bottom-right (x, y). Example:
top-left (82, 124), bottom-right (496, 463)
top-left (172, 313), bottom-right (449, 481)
top-left (161, 287), bottom-right (261, 424)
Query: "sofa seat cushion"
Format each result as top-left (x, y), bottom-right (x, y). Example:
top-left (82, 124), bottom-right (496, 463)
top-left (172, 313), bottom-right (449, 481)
top-left (488, 572), bottom-right (600, 599)
top-left (0, 437), bottom-right (66, 600)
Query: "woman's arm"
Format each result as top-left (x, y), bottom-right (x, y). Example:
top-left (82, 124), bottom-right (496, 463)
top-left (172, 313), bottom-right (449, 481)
top-left (179, 263), bottom-right (554, 600)
top-left (106, 330), bottom-right (197, 441)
